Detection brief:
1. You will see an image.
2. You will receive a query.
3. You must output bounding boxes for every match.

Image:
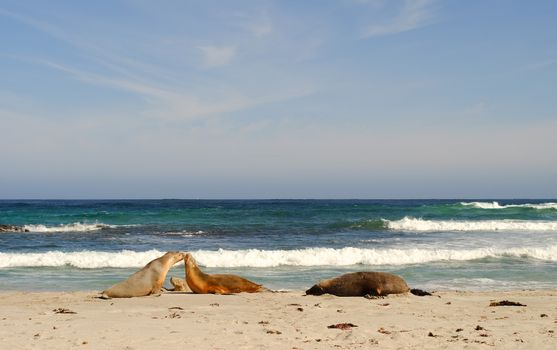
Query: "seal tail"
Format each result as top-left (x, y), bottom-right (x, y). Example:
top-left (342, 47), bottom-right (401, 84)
top-left (410, 288), bottom-right (432, 296)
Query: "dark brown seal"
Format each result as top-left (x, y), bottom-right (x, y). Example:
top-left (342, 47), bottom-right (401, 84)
top-left (306, 271), bottom-right (412, 297)
top-left (184, 253), bottom-right (269, 294)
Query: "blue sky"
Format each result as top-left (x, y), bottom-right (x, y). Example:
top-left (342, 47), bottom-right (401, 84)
top-left (1, 0), bottom-right (556, 199)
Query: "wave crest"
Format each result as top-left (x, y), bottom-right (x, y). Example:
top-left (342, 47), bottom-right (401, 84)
top-left (162, 230), bottom-right (205, 237)
top-left (460, 201), bottom-right (557, 210)
top-left (384, 217), bottom-right (557, 232)
top-left (1, 246), bottom-right (556, 268)
top-left (23, 222), bottom-right (114, 233)
top-left (0, 250), bottom-right (164, 268)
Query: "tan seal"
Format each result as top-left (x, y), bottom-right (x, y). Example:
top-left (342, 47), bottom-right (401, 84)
top-left (184, 253), bottom-right (269, 294)
top-left (306, 271), bottom-right (415, 297)
top-left (101, 251), bottom-right (185, 298)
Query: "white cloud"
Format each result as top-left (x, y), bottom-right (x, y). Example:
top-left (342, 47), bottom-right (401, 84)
top-left (199, 45), bottom-right (237, 67)
top-left (363, 0), bottom-right (437, 38)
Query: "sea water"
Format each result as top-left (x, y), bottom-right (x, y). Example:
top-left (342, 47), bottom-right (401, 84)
top-left (1, 199), bottom-right (556, 291)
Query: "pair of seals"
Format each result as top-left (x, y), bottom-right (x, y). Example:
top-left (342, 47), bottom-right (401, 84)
top-left (306, 271), bottom-right (430, 297)
top-left (101, 252), bottom-right (268, 297)
top-left (184, 253), bottom-right (269, 294)
top-left (101, 251), bottom-right (185, 298)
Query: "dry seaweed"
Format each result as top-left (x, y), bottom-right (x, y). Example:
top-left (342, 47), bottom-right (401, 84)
top-left (328, 323), bottom-right (358, 330)
top-left (489, 300), bottom-right (526, 307)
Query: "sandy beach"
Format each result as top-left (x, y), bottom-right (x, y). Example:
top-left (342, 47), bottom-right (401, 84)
top-left (1, 289), bottom-right (555, 349)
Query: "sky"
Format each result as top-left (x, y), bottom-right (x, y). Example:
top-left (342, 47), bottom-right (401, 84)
top-left (0, 0), bottom-right (556, 199)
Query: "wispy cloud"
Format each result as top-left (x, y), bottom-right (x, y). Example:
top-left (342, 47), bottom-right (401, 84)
top-left (524, 58), bottom-right (557, 71)
top-left (39, 60), bottom-right (173, 100)
top-left (243, 11), bottom-right (273, 37)
top-left (227, 9), bottom-right (273, 37)
top-left (0, 7), bottom-right (163, 81)
top-left (1, 8), bottom-right (316, 122)
top-left (249, 22), bottom-right (272, 37)
top-left (363, 0), bottom-right (438, 38)
top-left (0, 7), bottom-right (62, 39)
top-left (199, 45), bottom-right (237, 68)
top-left (32, 59), bottom-right (315, 121)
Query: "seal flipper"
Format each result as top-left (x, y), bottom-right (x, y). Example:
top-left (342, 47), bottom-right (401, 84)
top-left (98, 292), bottom-right (112, 300)
top-left (410, 288), bottom-right (432, 296)
top-left (149, 287), bottom-right (164, 296)
top-left (213, 286), bottom-right (233, 295)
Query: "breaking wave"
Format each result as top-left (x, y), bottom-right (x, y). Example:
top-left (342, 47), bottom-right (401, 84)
top-left (22, 222), bottom-right (115, 232)
top-left (162, 230), bottom-right (205, 237)
top-left (0, 250), bottom-right (165, 268)
top-left (460, 201), bottom-right (557, 210)
top-left (1, 245), bottom-right (556, 268)
top-left (383, 217), bottom-right (557, 232)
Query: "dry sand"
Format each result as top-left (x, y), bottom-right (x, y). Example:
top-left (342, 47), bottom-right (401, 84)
top-left (0, 290), bottom-right (556, 349)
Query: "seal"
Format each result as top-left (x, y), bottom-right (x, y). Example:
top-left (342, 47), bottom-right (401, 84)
top-left (169, 276), bottom-right (192, 292)
top-left (184, 253), bottom-right (269, 294)
top-left (305, 271), bottom-right (427, 297)
top-left (101, 251), bottom-right (186, 298)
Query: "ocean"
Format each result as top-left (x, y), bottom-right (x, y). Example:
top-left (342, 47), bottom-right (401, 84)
top-left (1, 199), bottom-right (556, 292)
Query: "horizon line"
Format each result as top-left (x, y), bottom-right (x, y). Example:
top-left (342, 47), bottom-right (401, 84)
top-left (1, 198), bottom-right (556, 201)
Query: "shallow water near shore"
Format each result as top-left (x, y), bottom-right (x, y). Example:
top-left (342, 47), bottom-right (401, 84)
top-left (1, 199), bottom-right (557, 291)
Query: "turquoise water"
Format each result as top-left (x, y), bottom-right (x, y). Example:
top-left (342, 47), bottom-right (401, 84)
top-left (1, 199), bottom-right (556, 291)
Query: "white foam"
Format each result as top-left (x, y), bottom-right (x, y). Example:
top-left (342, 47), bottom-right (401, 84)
top-left (23, 222), bottom-right (118, 233)
top-left (163, 230), bottom-right (205, 237)
top-left (461, 201), bottom-right (557, 210)
top-left (193, 246), bottom-right (557, 267)
top-left (384, 217), bottom-right (557, 232)
top-left (0, 250), bottom-right (167, 268)
top-left (1, 245), bottom-right (556, 269)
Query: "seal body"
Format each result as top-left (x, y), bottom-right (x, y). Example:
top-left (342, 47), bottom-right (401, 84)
top-left (102, 251), bottom-right (185, 298)
top-left (306, 272), bottom-right (410, 297)
top-left (184, 253), bottom-right (268, 294)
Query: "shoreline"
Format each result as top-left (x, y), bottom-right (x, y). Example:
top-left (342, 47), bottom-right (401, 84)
top-left (1, 289), bottom-right (555, 349)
